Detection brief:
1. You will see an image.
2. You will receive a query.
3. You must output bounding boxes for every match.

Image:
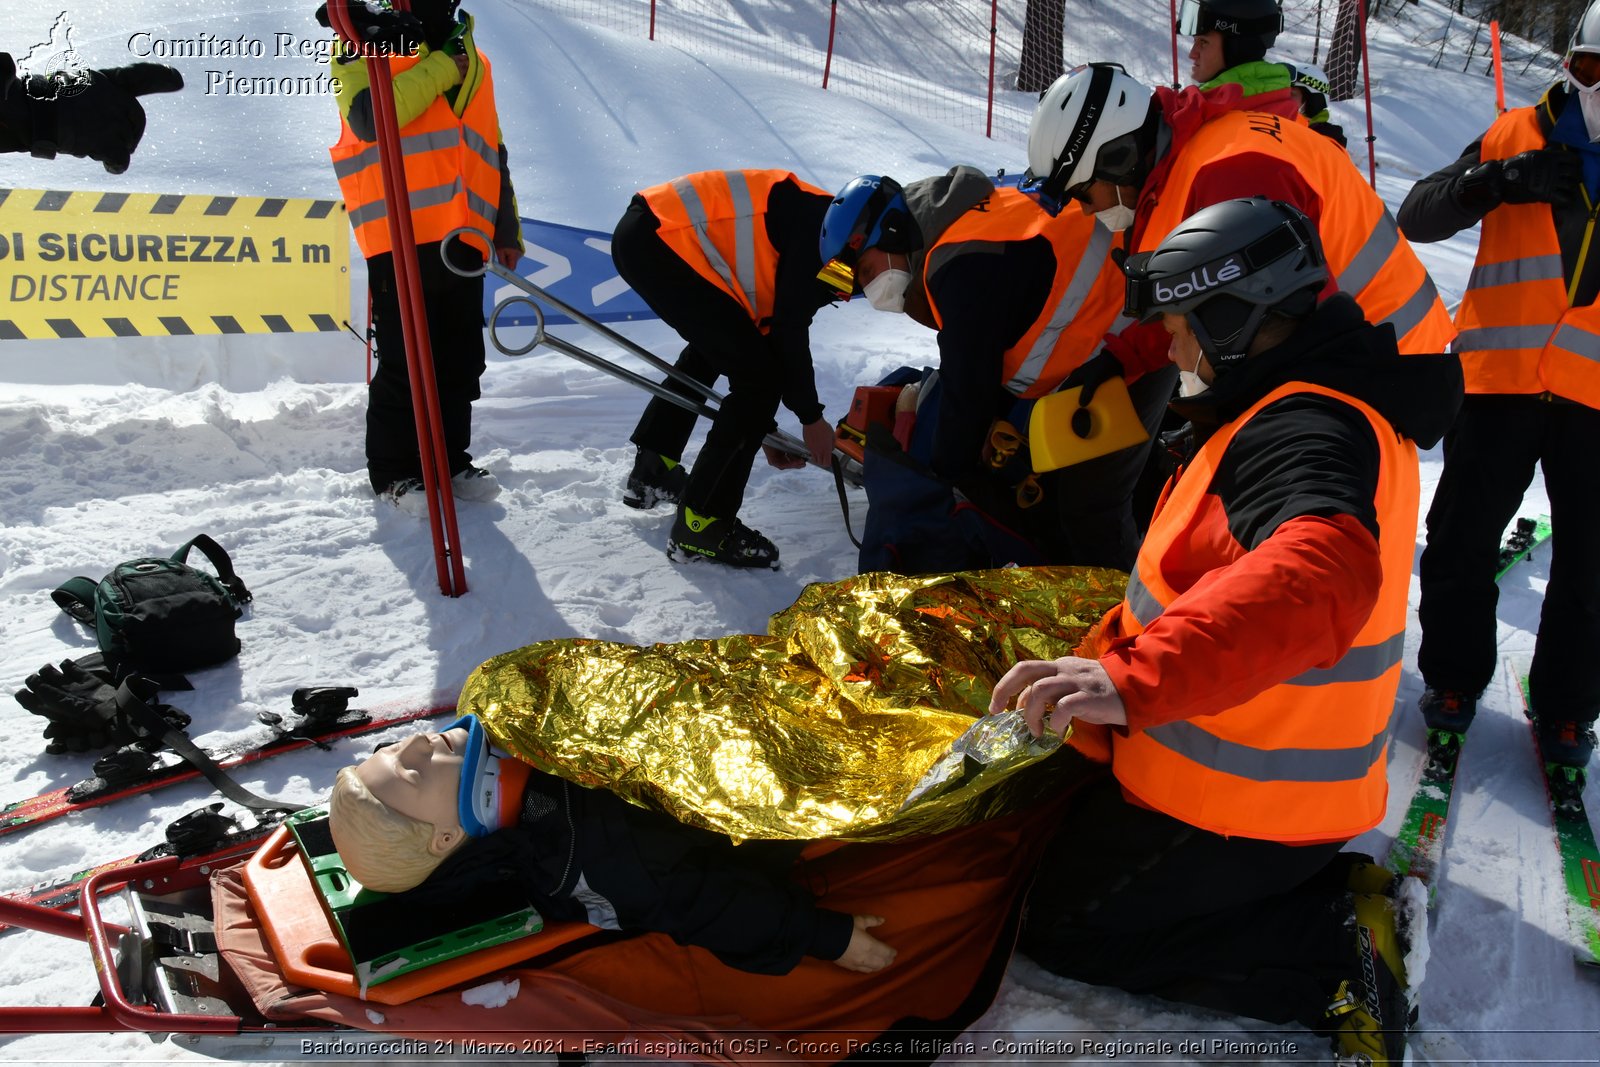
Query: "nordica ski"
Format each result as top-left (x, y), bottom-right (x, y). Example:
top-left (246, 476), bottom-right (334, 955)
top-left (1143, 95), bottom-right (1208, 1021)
top-left (0, 689), bottom-right (453, 838)
top-left (1515, 672), bottom-right (1600, 968)
top-left (0, 803), bottom-right (280, 935)
top-left (1386, 515), bottom-right (1553, 886)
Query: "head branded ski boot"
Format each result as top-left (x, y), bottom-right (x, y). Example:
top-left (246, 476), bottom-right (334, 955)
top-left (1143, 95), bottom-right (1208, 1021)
top-left (667, 506), bottom-right (779, 569)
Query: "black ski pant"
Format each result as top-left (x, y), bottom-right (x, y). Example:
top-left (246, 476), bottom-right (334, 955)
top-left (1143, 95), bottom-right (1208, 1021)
top-left (1020, 776), bottom-right (1360, 1031)
top-left (612, 196), bottom-right (782, 521)
top-left (365, 244), bottom-right (487, 494)
top-left (1417, 393), bottom-right (1600, 723)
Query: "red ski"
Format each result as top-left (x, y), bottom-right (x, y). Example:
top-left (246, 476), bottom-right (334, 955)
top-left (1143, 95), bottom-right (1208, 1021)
top-left (0, 691), bottom-right (453, 838)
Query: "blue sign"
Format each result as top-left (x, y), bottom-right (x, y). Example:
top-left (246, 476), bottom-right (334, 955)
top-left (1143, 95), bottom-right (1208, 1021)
top-left (483, 217), bottom-right (657, 327)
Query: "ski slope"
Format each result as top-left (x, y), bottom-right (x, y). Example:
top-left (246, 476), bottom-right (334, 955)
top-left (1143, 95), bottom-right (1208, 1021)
top-left (0, 0), bottom-right (1594, 1062)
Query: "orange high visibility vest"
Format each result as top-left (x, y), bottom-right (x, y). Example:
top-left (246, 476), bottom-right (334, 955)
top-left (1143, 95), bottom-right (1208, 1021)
top-left (330, 50), bottom-right (503, 260)
top-left (1104, 381), bottom-right (1418, 842)
top-left (1452, 109), bottom-right (1600, 407)
top-left (1140, 110), bottom-right (1456, 356)
top-left (922, 188), bottom-right (1129, 398)
top-left (639, 170), bottom-right (828, 332)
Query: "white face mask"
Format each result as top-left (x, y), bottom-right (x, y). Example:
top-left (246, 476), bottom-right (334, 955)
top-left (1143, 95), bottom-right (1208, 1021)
top-left (1178, 369), bottom-right (1208, 397)
top-left (864, 268), bottom-right (912, 313)
top-left (1568, 70), bottom-right (1600, 142)
top-left (1093, 186), bottom-right (1136, 232)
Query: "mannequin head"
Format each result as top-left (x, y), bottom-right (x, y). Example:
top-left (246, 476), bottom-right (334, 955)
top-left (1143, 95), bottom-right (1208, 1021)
top-left (328, 728), bottom-right (471, 893)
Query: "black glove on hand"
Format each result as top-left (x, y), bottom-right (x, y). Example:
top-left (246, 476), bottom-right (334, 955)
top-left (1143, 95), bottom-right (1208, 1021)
top-left (15, 659), bottom-right (190, 754)
top-left (1061, 348), bottom-right (1124, 406)
top-left (1454, 159), bottom-right (1505, 215)
top-left (23, 62), bottom-right (183, 174)
top-left (1499, 149), bottom-right (1581, 206)
top-left (315, 2), bottom-right (425, 54)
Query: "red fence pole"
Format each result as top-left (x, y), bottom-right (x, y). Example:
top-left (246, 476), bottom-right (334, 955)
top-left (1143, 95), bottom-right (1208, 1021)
top-left (823, 0), bottom-right (838, 89)
top-left (650, 0), bottom-right (657, 42)
top-left (329, 0), bottom-right (467, 596)
top-left (1170, 0), bottom-right (1180, 88)
top-left (1357, 0), bottom-right (1377, 188)
top-left (986, 0), bottom-right (998, 137)
top-left (1490, 19), bottom-right (1506, 114)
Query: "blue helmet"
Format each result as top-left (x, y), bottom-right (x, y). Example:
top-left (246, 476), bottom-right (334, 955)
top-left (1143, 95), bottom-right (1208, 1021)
top-left (816, 175), bottom-right (916, 297)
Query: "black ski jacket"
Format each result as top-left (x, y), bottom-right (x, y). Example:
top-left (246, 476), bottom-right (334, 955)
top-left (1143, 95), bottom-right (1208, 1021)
top-left (411, 769), bottom-right (854, 976)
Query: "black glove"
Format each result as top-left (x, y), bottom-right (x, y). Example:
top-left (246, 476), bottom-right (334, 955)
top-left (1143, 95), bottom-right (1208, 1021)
top-left (1500, 149), bottom-right (1581, 206)
top-left (1061, 348), bottom-right (1124, 406)
top-left (1460, 150), bottom-right (1581, 213)
top-left (15, 659), bottom-right (190, 754)
top-left (19, 62), bottom-right (183, 174)
top-left (315, 2), bottom-right (426, 54)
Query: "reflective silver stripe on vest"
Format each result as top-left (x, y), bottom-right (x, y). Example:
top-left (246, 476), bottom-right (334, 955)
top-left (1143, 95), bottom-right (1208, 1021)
top-left (1552, 321), bottom-right (1600, 364)
top-left (336, 125), bottom-right (496, 231)
top-left (671, 172), bottom-right (760, 316)
top-left (1284, 631), bottom-right (1404, 686)
top-left (1125, 567), bottom-right (1161, 628)
top-left (1466, 253), bottom-right (1563, 291)
top-left (346, 178), bottom-right (466, 230)
top-left (1141, 713), bottom-right (1391, 783)
top-left (463, 124), bottom-right (500, 172)
top-left (1380, 273), bottom-right (1441, 343)
top-left (1007, 223), bottom-right (1115, 394)
top-left (1454, 323), bottom-right (1557, 354)
top-left (333, 127), bottom-right (460, 181)
top-left (1335, 210), bottom-right (1400, 297)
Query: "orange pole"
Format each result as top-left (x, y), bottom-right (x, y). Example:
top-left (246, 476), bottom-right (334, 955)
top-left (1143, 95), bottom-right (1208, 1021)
top-left (1490, 19), bottom-right (1506, 114)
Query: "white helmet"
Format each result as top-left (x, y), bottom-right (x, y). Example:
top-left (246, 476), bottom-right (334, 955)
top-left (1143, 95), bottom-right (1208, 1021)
top-left (1024, 63), bottom-right (1155, 216)
top-left (1571, 0), bottom-right (1600, 57)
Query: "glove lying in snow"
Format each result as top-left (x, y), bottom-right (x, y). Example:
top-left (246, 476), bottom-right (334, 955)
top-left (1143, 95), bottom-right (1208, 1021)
top-left (15, 658), bottom-right (190, 754)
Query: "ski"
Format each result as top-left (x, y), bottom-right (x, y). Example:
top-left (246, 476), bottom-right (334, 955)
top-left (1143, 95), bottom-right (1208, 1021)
top-left (1385, 515), bottom-right (1553, 887)
top-left (0, 689), bottom-right (453, 839)
top-left (1385, 727), bottom-right (1465, 885)
top-left (0, 804), bottom-right (281, 935)
top-left (1494, 514), bottom-right (1552, 581)
top-left (1515, 672), bottom-right (1600, 969)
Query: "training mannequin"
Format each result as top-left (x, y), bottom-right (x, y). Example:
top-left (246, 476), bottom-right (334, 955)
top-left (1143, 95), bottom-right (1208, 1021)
top-left (328, 714), bottom-right (896, 976)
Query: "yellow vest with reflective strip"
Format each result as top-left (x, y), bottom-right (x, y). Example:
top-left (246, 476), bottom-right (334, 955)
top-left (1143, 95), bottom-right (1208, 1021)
top-left (1140, 110), bottom-right (1456, 356)
top-left (640, 170), bottom-right (827, 331)
top-left (923, 188), bottom-right (1129, 398)
top-left (1453, 107), bottom-right (1600, 406)
top-left (330, 50), bottom-right (502, 260)
top-left (1108, 381), bottom-right (1417, 842)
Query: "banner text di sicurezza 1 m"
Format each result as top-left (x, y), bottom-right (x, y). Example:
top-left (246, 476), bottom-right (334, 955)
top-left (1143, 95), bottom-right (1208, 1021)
top-left (0, 187), bottom-right (349, 340)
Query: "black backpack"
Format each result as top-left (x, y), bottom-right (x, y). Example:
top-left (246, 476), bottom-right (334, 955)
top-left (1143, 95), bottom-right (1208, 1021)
top-left (51, 534), bottom-right (252, 673)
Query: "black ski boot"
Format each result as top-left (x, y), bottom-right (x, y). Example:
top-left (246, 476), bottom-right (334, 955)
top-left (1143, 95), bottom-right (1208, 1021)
top-left (623, 448), bottom-right (688, 510)
top-left (1418, 688), bottom-right (1477, 733)
top-left (667, 506), bottom-right (779, 569)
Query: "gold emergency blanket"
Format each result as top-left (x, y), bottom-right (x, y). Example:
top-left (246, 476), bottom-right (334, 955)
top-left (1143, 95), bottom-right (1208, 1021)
top-left (461, 566), bottom-right (1125, 841)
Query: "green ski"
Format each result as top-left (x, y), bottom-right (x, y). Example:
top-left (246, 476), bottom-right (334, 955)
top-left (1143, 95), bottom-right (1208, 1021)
top-left (1516, 670), bottom-right (1600, 969)
top-left (1386, 515), bottom-right (1552, 888)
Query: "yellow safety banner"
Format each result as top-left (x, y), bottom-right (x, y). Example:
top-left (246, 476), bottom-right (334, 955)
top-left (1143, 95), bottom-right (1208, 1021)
top-left (0, 187), bottom-right (349, 340)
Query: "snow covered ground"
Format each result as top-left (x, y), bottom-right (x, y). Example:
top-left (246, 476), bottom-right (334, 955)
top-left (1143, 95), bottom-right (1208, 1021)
top-left (0, 0), bottom-right (1595, 1062)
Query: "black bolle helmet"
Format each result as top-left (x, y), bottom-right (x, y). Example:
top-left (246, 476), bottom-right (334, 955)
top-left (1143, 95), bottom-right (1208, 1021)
top-left (1121, 197), bottom-right (1328, 369)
